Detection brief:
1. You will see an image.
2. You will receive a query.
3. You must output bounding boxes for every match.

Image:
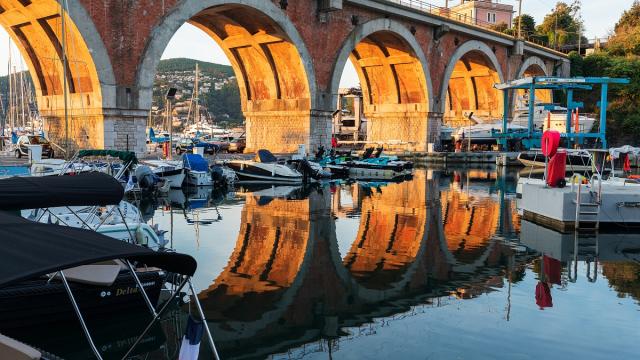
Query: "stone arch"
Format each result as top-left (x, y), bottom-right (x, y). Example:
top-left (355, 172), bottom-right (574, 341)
top-left (439, 40), bottom-right (505, 127)
top-left (515, 56), bottom-right (552, 104)
top-left (328, 18), bottom-right (433, 151)
top-left (135, 0), bottom-right (321, 153)
top-left (517, 56), bottom-right (549, 78)
top-left (0, 0), bottom-right (114, 150)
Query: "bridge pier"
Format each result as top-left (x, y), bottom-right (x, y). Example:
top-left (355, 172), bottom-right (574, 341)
top-left (366, 108), bottom-right (429, 151)
top-left (244, 110), bottom-right (332, 154)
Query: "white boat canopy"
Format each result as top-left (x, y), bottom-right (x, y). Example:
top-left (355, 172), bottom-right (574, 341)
top-left (609, 145), bottom-right (640, 159)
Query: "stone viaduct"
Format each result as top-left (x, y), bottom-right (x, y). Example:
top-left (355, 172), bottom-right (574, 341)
top-left (0, 0), bottom-right (568, 154)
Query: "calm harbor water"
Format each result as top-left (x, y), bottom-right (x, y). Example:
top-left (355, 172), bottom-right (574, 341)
top-left (16, 167), bottom-right (640, 359)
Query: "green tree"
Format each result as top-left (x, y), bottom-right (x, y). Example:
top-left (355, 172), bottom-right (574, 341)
top-left (537, 1), bottom-right (583, 48)
top-left (512, 14), bottom-right (536, 38)
top-left (567, 51), bottom-right (584, 76)
top-left (607, 1), bottom-right (640, 56)
top-left (489, 22), bottom-right (509, 33)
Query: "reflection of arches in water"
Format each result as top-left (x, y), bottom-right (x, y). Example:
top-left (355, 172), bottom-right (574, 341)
top-left (342, 179), bottom-right (427, 290)
top-left (440, 189), bottom-right (501, 271)
top-left (198, 193), bottom-right (319, 340)
top-left (330, 173), bottom-right (439, 302)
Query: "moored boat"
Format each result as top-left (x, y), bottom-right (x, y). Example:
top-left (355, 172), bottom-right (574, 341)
top-left (226, 149), bottom-right (304, 184)
top-left (183, 153), bottom-right (213, 186)
top-left (140, 159), bottom-right (185, 188)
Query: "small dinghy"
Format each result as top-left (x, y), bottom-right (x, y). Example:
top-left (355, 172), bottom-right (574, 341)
top-left (226, 149), bottom-right (303, 184)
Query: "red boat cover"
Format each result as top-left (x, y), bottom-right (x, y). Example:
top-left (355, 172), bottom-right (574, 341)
top-left (536, 282), bottom-right (553, 309)
top-left (543, 255), bottom-right (562, 285)
top-left (542, 130), bottom-right (561, 157)
top-left (547, 150), bottom-right (567, 187)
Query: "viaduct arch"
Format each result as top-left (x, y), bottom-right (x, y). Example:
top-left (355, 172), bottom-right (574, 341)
top-left (0, 0), bottom-right (113, 151)
top-left (329, 18), bottom-right (433, 151)
top-left (440, 40), bottom-right (504, 127)
top-left (136, 0), bottom-right (321, 153)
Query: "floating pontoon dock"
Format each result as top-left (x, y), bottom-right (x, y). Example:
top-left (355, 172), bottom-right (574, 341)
top-left (520, 180), bottom-right (640, 232)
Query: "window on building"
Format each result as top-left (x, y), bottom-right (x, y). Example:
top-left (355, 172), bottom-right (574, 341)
top-left (487, 12), bottom-right (496, 23)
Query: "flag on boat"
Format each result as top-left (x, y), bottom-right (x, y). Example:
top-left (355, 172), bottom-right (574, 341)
top-left (124, 175), bottom-right (135, 193)
top-left (178, 316), bottom-right (204, 360)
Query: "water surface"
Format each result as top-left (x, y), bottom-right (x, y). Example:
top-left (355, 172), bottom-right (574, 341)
top-left (12, 167), bottom-right (640, 359)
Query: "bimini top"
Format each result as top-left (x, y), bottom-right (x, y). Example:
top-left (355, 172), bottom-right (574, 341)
top-left (609, 145), bottom-right (640, 159)
top-left (254, 149), bottom-right (277, 163)
top-left (183, 154), bottom-right (209, 172)
top-left (0, 172), bottom-right (124, 210)
top-left (0, 212), bottom-right (197, 288)
top-left (77, 149), bottom-right (138, 164)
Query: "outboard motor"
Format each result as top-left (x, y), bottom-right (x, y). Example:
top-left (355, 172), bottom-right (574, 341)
top-left (374, 146), bottom-right (384, 158)
top-left (135, 165), bottom-right (159, 192)
top-left (211, 165), bottom-right (226, 187)
top-left (362, 147), bottom-right (374, 159)
top-left (315, 146), bottom-right (326, 161)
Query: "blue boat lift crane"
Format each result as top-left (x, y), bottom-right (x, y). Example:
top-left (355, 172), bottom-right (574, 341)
top-left (493, 77), bottom-right (630, 149)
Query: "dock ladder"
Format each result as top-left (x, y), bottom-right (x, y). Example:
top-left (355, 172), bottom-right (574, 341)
top-left (571, 174), bottom-right (602, 232)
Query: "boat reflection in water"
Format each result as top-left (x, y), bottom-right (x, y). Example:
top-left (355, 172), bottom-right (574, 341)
top-left (134, 168), bottom-right (640, 359)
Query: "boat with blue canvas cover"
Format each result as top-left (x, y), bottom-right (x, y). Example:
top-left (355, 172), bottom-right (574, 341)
top-left (183, 153), bottom-right (212, 186)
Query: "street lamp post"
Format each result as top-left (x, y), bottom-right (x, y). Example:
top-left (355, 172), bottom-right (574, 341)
top-left (517, 0), bottom-right (523, 39)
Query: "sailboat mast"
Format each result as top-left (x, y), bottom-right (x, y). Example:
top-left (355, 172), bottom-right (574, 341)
top-left (19, 66), bottom-right (26, 132)
top-left (194, 63), bottom-right (200, 133)
top-left (60, 0), bottom-right (70, 158)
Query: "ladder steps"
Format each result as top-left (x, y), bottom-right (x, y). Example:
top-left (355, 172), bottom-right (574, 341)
top-left (579, 211), bottom-right (599, 215)
top-left (572, 200), bottom-right (599, 206)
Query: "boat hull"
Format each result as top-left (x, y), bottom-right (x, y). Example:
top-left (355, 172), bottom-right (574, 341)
top-left (157, 169), bottom-right (185, 188)
top-left (227, 162), bottom-right (303, 184)
top-left (517, 152), bottom-right (594, 171)
top-left (0, 271), bottom-right (166, 329)
top-left (347, 166), bottom-right (409, 181)
top-left (185, 170), bottom-right (212, 186)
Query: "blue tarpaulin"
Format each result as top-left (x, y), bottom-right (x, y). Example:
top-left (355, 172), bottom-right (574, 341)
top-left (183, 154), bottom-right (209, 172)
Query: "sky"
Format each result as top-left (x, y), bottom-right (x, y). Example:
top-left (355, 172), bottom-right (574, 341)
top-left (0, 0), bottom-right (636, 86)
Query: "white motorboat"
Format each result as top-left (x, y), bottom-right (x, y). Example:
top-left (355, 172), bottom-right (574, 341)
top-left (517, 149), bottom-right (595, 171)
top-left (226, 149), bottom-right (303, 184)
top-left (183, 153), bottom-right (212, 186)
top-left (511, 104), bottom-right (597, 134)
top-left (140, 159), bottom-right (185, 188)
top-left (23, 201), bottom-right (168, 249)
top-left (452, 123), bottom-right (528, 143)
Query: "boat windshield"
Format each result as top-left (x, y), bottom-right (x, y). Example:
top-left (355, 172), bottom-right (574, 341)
top-left (255, 149), bottom-right (278, 163)
top-left (29, 136), bottom-right (49, 145)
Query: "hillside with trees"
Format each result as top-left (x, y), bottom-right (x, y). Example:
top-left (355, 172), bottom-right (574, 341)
top-left (1, 59), bottom-right (243, 126)
top-left (152, 58), bottom-right (243, 125)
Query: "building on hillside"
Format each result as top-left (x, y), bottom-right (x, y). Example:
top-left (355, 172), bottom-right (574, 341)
top-left (445, 1), bottom-right (513, 28)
